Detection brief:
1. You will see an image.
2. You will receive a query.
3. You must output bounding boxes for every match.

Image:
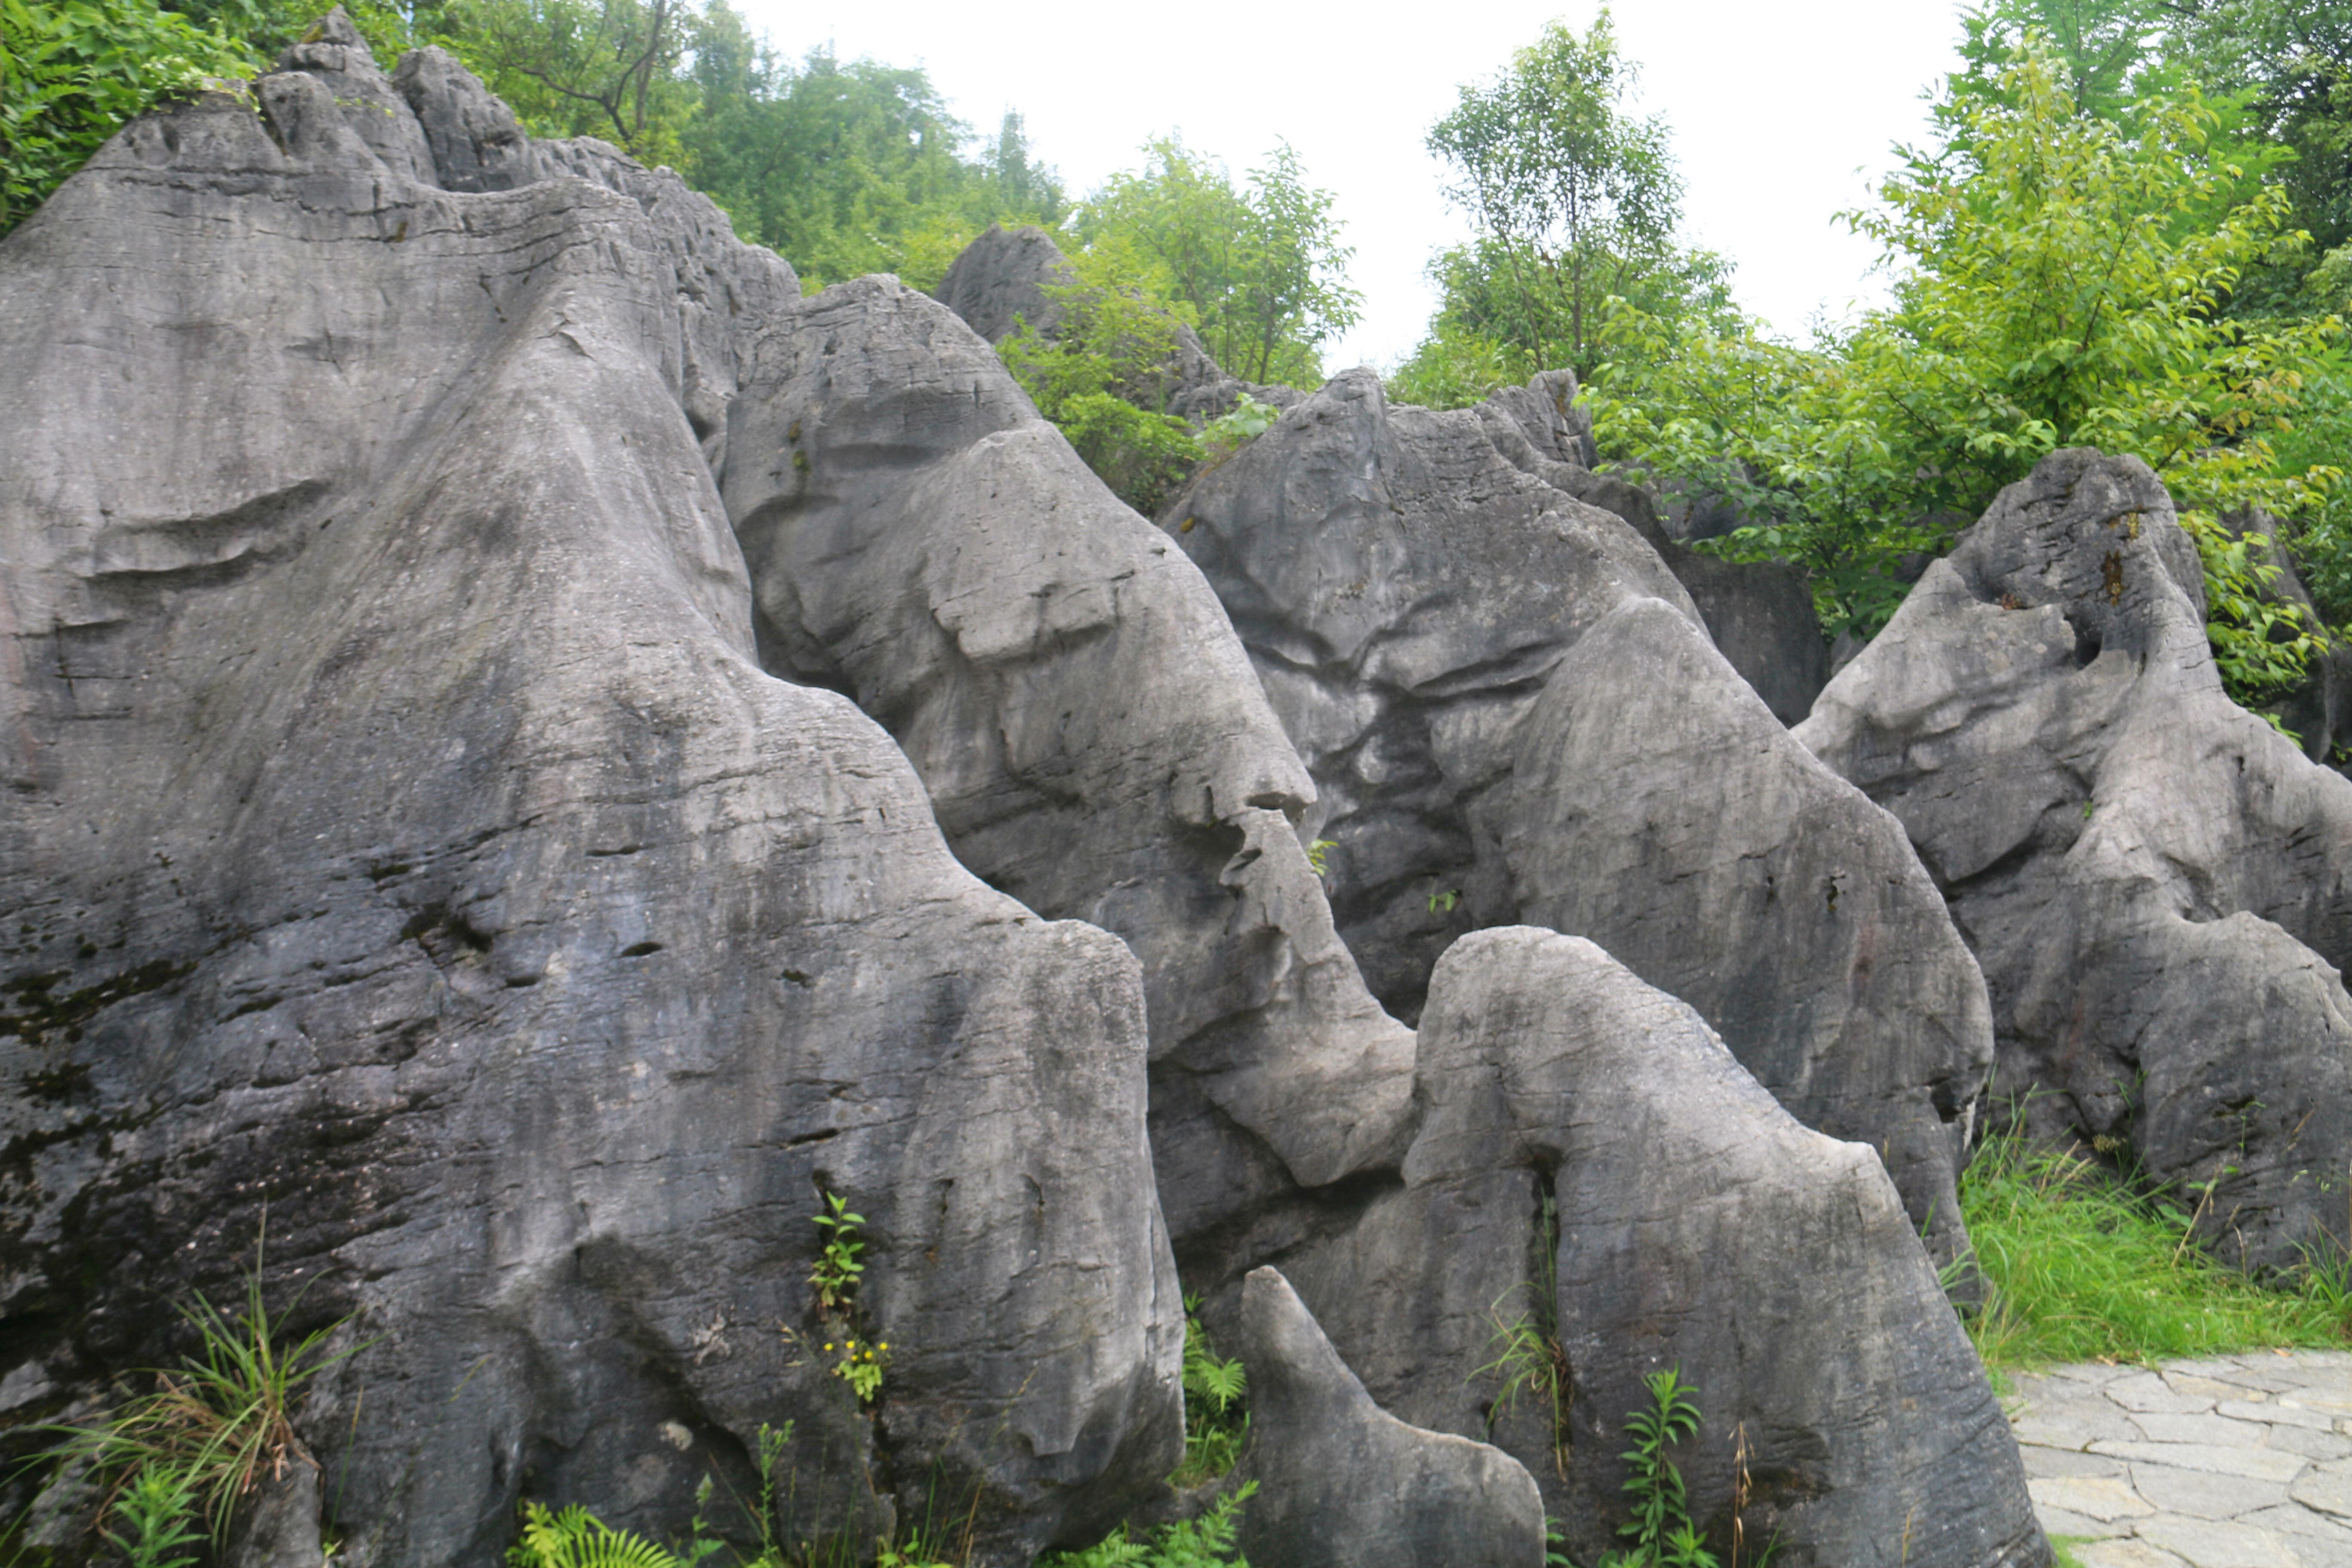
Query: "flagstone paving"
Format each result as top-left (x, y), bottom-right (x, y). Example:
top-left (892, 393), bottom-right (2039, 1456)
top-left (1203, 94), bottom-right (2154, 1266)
top-left (2006, 1352), bottom-right (2352, 1567)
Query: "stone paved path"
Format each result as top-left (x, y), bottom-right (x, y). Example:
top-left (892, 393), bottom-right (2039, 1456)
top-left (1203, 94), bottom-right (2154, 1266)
top-left (2007, 1352), bottom-right (2352, 1566)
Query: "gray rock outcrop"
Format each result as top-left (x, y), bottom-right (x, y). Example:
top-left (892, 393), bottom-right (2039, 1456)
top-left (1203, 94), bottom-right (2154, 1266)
top-left (718, 277), bottom-right (1414, 1252)
top-left (1158, 366), bottom-right (1991, 1254)
top-left (1228, 1267), bottom-right (1543, 1568)
top-left (1254, 929), bottom-right (2046, 1568)
top-left (0, 28), bottom-right (1179, 1566)
top-left (1800, 449), bottom-right (2352, 1269)
top-left (0, 34), bottom-right (2060, 1568)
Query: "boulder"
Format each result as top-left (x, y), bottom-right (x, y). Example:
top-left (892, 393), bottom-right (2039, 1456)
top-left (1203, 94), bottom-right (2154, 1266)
top-left (1800, 449), bottom-right (2352, 1269)
top-left (1228, 1267), bottom-right (1543, 1568)
top-left (0, 34), bottom-right (1179, 1567)
top-left (1158, 367), bottom-right (1991, 1254)
top-left (1256, 930), bottom-right (2046, 1568)
top-left (717, 277), bottom-right (1414, 1253)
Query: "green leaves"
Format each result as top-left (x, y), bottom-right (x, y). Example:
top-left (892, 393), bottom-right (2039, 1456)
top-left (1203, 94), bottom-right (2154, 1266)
top-left (1172, 1292), bottom-right (1249, 1488)
top-left (1602, 1369), bottom-right (1715, 1568)
top-left (1420, 10), bottom-right (1727, 385)
top-left (1075, 136), bottom-right (1359, 389)
top-left (508, 1501), bottom-right (683, 1568)
top-left (809, 1188), bottom-right (865, 1316)
top-left (1592, 38), bottom-right (2348, 691)
top-left (0, 0), bottom-right (261, 237)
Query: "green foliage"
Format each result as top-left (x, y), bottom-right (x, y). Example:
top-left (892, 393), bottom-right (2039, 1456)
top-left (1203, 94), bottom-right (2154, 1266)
top-left (0, 0), bottom-right (260, 237)
top-left (1040, 1482), bottom-right (1253, 1568)
top-left (509, 1501), bottom-right (684, 1568)
top-left (1171, 1294), bottom-right (1247, 1489)
top-left (41, 1235), bottom-right (364, 1550)
top-left (1475, 1292), bottom-right (1569, 1479)
top-left (1077, 138), bottom-right (1359, 387)
top-left (809, 1190), bottom-right (865, 1317)
top-left (1592, 39), bottom-right (2346, 683)
top-left (823, 1335), bottom-right (886, 1405)
top-left (1197, 395), bottom-right (1280, 463)
top-left (1000, 238), bottom-right (1206, 517)
top-left (1303, 837), bottom-right (1335, 878)
top-left (1592, 1370), bottom-right (1713, 1568)
top-left (100, 1461), bottom-right (205, 1568)
top-left (1415, 9), bottom-right (1734, 388)
top-left (1957, 1118), bottom-right (2352, 1373)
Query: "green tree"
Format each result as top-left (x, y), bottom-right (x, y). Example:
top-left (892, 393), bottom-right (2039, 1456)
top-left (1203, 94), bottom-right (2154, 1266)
top-left (1592, 41), bottom-right (2343, 698)
top-left (998, 236), bottom-right (1206, 517)
top-left (1413, 7), bottom-right (1727, 392)
top-left (1077, 135), bottom-right (1358, 386)
top-left (436, 0), bottom-right (692, 161)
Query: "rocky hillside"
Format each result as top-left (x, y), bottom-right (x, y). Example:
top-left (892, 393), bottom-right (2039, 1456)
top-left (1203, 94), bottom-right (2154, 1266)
top-left (7, 20), bottom-right (2348, 1568)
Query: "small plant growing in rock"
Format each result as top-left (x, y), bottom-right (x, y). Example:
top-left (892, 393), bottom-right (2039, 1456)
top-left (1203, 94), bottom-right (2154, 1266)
top-left (825, 1336), bottom-right (889, 1404)
top-left (1170, 1293), bottom-right (1248, 1486)
top-left (810, 1191), bottom-right (866, 1316)
top-left (1305, 837), bottom-right (1337, 878)
top-left (1601, 1368), bottom-right (1713, 1568)
top-left (1041, 1481), bottom-right (1255, 1568)
top-left (38, 1225), bottom-right (364, 1557)
top-left (507, 1500), bottom-right (680, 1568)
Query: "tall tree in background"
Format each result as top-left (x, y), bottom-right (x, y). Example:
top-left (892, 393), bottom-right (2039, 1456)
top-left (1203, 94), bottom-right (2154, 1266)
top-left (1393, 8), bottom-right (1734, 406)
top-left (1077, 137), bottom-right (1359, 386)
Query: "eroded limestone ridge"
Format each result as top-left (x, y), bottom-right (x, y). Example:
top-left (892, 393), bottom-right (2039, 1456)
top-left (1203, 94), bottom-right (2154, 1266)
top-left (1803, 448), bottom-right (2352, 1274)
top-left (0, 21), bottom-right (2049, 1567)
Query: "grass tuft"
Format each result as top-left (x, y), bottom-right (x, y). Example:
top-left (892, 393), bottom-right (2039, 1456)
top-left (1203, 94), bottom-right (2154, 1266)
top-left (1959, 1123), bottom-right (2350, 1373)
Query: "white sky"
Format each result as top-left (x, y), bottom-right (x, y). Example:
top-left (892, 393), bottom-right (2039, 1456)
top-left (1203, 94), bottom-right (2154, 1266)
top-left (732, 0), bottom-right (1973, 368)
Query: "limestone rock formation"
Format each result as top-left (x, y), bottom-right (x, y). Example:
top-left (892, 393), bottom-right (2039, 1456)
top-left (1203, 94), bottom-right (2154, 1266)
top-left (1158, 366), bottom-right (1991, 1253)
top-left (1228, 1267), bottom-right (1543, 1568)
top-left (0, 26), bottom-right (1178, 1565)
top-left (1800, 449), bottom-right (2352, 1269)
top-left (719, 277), bottom-right (1414, 1252)
top-left (1256, 930), bottom-right (2046, 1568)
top-left (0, 33), bottom-right (2063, 1568)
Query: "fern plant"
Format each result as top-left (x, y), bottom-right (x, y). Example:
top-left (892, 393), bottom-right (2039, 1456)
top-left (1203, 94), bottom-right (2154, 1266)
top-left (507, 1501), bottom-right (682, 1568)
top-left (101, 1461), bottom-right (205, 1568)
top-left (1041, 1480), bottom-right (1255, 1568)
top-left (1171, 1294), bottom-right (1248, 1486)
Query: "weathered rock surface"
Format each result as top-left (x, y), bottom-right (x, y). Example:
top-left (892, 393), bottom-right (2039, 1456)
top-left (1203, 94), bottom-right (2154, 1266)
top-left (1801, 449), bottom-right (2352, 1269)
top-left (2227, 505), bottom-right (2352, 769)
top-left (1255, 929), bottom-right (2046, 1568)
top-left (1228, 1267), bottom-right (1543, 1568)
top-left (0, 26), bottom-right (1179, 1565)
top-left (717, 277), bottom-right (1414, 1252)
top-left (1158, 366), bottom-right (1991, 1251)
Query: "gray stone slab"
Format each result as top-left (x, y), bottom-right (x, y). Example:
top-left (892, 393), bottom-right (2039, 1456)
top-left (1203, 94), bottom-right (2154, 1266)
top-left (2174, 1372), bottom-right (2278, 1402)
top-left (2027, 1446), bottom-right (2133, 1479)
top-left (2238, 1504), bottom-right (2352, 1560)
top-left (2294, 1461), bottom-right (2352, 1519)
top-left (2035, 1474), bottom-right (2157, 1522)
top-left (2093, 1443), bottom-right (2310, 1482)
top-left (2229, 1400), bottom-right (2336, 1432)
top-left (2076, 1537), bottom-right (2196, 1568)
top-left (2264, 1424), bottom-right (2352, 1463)
top-left (2135, 1515), bottom-right (2305, 1567)
top-left (2114, 1372), bottom-right (2227, 1413)
top-left (2025, 1404), bottom-right (2153, 1446)
top-left (2132, 1412), bottom-right (2281, 1449)
top-left (2127, 1461), bottom-right (2293, 1519)
top-left (2041, 1506), bottom-right (2139, 1541)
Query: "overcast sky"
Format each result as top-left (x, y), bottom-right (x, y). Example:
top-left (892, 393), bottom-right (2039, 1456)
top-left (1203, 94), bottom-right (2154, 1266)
top-left (731, 0), bottom-right (1974, 368)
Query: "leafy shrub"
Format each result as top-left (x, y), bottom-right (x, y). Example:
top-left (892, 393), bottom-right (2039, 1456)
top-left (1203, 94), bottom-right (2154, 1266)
top-left (508, 1501), bottom-right (683, 1568)
top-left (1591, 39), bottom-right (2346, 689)
top-left (0, 0), bottom-right (260, 238)
top-left (998, 238), bottom-right (1206, 518)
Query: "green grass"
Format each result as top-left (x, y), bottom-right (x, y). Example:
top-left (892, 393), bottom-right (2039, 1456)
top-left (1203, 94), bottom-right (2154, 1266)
top-left (1958, 1124), bottom-right (2352, 1373)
